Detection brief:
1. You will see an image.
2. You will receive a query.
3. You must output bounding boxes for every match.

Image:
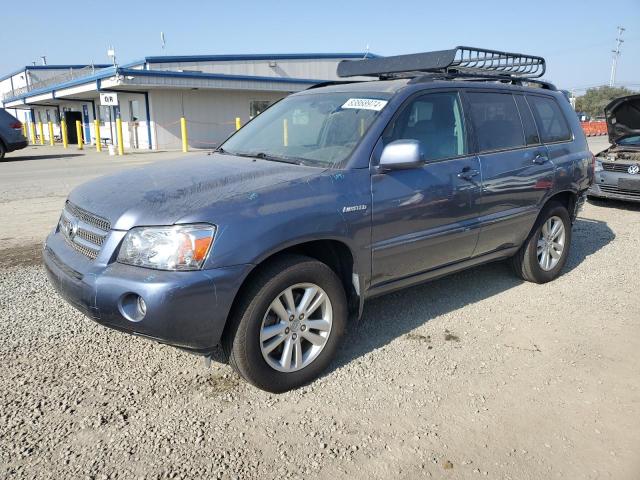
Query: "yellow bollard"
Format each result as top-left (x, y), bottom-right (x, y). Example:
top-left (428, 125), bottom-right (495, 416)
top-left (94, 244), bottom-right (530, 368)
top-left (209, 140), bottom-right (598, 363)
top-left (116, 117), bottom-right (124, 156)
top-left (38, 121), bottom-right (45, 145)
top-left (360, 118), bottom-right (365, 137)
top-left (48, 121), bottom-right (55, 146)
top-left (29, 122), bottom-right (36, 145)
top-left (283, 118), bottom-right (288, 147)
top-left (22, 123), bottom-right (27, 137)
top-left (76, 120), bottom-right (83, 150)
top-left (94, 120), bottom-right (101, 152)
top-left (61, 120), bottom-right (68, 148)
top-left (235, 117), bottom-right (241, 131)
top-left (180, 116), bottom-right (188, 153)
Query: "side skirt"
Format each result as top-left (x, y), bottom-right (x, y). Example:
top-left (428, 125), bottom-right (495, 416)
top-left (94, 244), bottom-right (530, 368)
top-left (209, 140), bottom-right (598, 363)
top-left (365, 246), bottom-right (519, 300)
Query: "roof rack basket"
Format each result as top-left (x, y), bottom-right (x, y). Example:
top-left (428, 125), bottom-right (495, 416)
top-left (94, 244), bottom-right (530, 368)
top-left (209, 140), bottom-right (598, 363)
top-left (337, 46), bottom-right (546, 80)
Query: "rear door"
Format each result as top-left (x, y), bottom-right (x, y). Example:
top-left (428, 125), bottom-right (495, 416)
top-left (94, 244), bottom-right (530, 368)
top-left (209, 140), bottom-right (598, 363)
top-left (463, 90), bottom-right (554, 256)
top-left (370, 90), bottom-right (483, 285)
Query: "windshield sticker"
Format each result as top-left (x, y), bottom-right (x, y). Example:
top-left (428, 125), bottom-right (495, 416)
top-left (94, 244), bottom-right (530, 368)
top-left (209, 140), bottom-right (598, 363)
top-left (341, 98), bottom-right (388, 111)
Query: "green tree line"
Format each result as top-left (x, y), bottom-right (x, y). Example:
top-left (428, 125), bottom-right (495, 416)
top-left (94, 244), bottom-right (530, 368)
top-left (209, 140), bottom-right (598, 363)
top-left (575, 86), bottom-right (634, 118)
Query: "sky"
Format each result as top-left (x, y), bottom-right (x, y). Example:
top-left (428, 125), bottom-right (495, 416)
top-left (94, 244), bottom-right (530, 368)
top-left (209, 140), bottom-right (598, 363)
top-left (1, 0), bottom-right (638, 93)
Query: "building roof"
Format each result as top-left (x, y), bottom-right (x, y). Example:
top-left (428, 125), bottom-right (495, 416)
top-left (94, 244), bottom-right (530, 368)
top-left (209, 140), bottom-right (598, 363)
top-left (2, 52), bottom-right (378, 105)
top-left (0, 64), bottom-right (111, 82)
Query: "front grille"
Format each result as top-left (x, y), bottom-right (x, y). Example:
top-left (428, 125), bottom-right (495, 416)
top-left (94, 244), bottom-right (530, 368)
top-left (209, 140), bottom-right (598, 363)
top-left (602, 162), bottom-right (639, 173)
top-left (64, 201), bottom-right (111, 232)
top-left (58, 201), bottom-right (110, 260)
top-left (599, 185), bottom-right (640, 199)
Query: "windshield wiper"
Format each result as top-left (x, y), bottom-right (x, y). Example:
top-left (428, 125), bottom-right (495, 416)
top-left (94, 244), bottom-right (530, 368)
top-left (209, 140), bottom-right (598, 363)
top-left (229, 151), bottom-right (303, 165)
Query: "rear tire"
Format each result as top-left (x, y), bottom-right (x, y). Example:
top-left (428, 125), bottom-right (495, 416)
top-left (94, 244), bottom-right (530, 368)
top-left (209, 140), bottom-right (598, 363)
top-left (222, 254), bottom-right (347, 393)
top-left (510, 202), bottom-right (572, 283)
top-left (0, 142), bottom-right (6, 159)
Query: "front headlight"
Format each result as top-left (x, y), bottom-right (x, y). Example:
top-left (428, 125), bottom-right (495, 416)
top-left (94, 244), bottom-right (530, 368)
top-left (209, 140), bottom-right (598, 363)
top-left (594, 158), bottom-right (604, 172)
top-left (117, 224), bottom-right (216, 271)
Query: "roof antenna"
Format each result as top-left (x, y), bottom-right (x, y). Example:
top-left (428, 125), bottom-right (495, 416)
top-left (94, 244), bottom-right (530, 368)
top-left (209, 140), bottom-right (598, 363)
top-left (161, 32), bottom-right (166, 52)
top-left (40, 56), bottom-right (47, 66)
top-left (363, 44), bottom-right (370, 59)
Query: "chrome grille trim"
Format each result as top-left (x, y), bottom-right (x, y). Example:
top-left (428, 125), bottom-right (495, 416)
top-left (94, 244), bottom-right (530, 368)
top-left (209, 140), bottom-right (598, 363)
top-left (64, 201), bottom-right (111, 232)
top-left (58, 201), bottom-right (110, 260)
top-left (602, 162), bottom-right (639, 173)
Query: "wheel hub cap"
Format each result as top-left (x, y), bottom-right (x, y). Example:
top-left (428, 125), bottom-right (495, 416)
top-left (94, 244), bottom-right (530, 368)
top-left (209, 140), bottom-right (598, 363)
top-left (259, 283), bottom-right (333, 373)
top-left (537, 215), bottom-right (566, 271)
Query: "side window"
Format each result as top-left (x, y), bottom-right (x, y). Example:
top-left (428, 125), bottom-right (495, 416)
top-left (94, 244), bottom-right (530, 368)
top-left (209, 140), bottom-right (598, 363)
top-left (466, 92), bottom-right (525, 152)
top-left (526, 95), bottom-right (572, 143)
top-left (514, 95), bottom-right (540, 145)
top-left (383, 92), bottom-right (467, 161)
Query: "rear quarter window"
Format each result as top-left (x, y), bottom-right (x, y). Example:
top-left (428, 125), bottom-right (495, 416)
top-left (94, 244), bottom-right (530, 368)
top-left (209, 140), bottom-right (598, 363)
top-left (526, 95), bottom-right (572, 143)
top-left (466, 92), bottom-right (525, 152)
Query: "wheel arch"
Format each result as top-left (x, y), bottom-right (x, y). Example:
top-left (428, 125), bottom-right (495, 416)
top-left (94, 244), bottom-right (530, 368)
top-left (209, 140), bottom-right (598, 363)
top-left (226, 239), bottom-right (362, 332)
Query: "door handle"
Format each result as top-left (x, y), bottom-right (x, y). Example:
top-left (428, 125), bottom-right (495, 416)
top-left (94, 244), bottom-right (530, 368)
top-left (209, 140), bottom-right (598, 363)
top-left (457, 168), bottom-right (480, 181)
top-left (533, 154), bottom-right (549, 165)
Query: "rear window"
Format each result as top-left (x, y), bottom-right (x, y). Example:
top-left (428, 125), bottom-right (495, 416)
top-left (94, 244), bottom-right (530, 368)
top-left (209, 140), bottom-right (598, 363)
top-left (466, 92), bottom-right (525, 152)
top-left (526, 95), bottom-right (572, 143)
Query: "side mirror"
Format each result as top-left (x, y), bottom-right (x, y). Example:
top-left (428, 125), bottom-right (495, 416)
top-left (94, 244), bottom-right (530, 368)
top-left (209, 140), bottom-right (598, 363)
top-left (379, 139), bottom-right (425, 170)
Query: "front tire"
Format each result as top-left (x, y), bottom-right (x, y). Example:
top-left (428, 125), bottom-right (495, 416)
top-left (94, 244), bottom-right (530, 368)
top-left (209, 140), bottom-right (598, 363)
top-left (223, 255), bottom-right (347, 393)
top-left (511, 201), bottom-right (572, 283)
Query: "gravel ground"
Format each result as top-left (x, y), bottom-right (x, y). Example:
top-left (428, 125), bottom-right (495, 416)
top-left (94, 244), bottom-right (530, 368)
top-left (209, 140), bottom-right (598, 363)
top-left (1, 199), bottom-right (639, 479)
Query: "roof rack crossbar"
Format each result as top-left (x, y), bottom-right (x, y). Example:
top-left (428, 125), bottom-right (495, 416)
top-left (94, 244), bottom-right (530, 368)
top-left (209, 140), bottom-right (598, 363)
top-left (337, 46), bottom-right (546, 80)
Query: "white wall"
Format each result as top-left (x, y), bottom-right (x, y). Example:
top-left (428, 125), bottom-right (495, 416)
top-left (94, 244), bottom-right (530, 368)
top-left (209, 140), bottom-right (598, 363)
top-left (148, 58), bottom-right (352, 81)
top-left (149, 89), bottom-right (286, 150)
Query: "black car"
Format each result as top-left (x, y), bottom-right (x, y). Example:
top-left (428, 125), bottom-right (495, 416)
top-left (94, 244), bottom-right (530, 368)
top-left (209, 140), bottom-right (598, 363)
top-left (0, 108), bottom-right (27, 159)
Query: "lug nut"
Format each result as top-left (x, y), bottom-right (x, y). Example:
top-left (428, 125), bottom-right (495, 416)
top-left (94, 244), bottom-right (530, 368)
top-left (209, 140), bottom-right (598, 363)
top-left (292, 333), bottom-right (297, 340)
top-left (289, 315), bottom-right (295, 321)
top-left (300, 325), bottom-right (306, 331)
top-left (299, 313), bottom-right (304, 320)
top-left (285, 327), bottom-right (290, 334)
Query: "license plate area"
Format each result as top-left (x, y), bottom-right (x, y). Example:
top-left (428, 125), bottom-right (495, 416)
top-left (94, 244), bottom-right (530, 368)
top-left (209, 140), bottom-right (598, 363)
top-left (619, 178), bottom-right (640, 191)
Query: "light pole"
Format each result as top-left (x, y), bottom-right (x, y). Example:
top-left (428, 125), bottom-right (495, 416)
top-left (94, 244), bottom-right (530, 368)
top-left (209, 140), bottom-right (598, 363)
top-left (609, 26), bottom-right (625, 87)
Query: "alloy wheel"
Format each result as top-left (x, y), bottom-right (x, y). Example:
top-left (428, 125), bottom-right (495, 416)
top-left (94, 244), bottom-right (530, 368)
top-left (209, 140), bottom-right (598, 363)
top-left (259, 283), bottom-right (333, 373)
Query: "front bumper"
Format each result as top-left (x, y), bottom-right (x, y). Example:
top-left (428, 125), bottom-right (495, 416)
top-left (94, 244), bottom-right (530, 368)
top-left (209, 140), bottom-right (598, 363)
top-left (588, 170), bottom-right (640, 203)
top-left (43, 231), bottom-right (252, 352)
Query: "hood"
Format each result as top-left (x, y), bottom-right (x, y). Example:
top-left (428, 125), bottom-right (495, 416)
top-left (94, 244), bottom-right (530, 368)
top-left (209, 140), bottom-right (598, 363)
top-left (68, 153), bottom-right (324, 230)
top-left (605, 94), bottom-right (640, 145)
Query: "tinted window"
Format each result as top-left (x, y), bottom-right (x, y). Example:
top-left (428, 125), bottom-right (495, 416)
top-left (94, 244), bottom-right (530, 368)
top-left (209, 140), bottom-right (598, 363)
top-left (384, 92), bottom-right (467, 161)
top-left (527, 95), bottom-right (572, 143)
top-left (467, 92), bottom-right (525, 152)
top-left (514, 95), bottom-right (540, 145)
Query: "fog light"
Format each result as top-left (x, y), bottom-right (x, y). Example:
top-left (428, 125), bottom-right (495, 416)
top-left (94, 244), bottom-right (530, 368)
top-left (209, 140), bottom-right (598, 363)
top-left (119, 293), bottom-right (147, 322)
top-left (137, 296), bottom-right (147, 317)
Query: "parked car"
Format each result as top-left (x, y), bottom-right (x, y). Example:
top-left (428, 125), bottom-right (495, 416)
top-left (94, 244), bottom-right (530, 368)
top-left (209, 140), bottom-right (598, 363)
top-left (588, 94), bottom-right (640, 202)
top-left (43, 47), bottom-right (593, 392)
top-left (0, 108), bottom-right (27, 159)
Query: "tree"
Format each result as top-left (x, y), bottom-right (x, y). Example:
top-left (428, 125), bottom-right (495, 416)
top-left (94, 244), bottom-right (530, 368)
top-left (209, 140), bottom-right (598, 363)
top-left (575, 86), bottom-right (634, 118)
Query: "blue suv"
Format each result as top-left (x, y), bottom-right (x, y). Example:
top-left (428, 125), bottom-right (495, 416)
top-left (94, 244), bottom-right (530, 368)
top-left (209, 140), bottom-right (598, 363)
top-left (44, 47), bottom-right (593, 392)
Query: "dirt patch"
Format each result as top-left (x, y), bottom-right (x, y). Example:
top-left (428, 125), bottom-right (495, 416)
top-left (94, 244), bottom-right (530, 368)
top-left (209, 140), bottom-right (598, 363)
top-left (0, 243), bottom-right (42, 269)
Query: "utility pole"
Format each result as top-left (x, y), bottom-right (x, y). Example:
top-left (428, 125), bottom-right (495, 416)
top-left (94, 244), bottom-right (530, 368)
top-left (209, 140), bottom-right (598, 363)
top-left (609, 26), bottom-right (625, 87)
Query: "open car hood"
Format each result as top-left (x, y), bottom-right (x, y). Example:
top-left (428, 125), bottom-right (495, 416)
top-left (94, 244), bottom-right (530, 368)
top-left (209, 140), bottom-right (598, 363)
top-left (605, 94), bottom-right (640, 145)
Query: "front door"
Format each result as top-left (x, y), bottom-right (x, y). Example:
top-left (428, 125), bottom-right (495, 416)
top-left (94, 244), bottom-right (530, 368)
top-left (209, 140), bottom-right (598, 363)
top-left (371, 91), bottom-right (482, 286)
top-left (64, 111), bottom-right (82, 144)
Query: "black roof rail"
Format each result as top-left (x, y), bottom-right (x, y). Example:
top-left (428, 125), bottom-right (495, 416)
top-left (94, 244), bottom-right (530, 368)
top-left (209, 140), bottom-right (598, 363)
top-left (337, 46), bottom-right (546, 80)
top-left (407, 72), bottom-right (557, 90)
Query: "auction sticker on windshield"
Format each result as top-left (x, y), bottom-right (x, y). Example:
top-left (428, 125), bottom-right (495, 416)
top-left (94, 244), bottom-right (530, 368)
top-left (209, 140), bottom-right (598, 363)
top-left (341, 98), bottom-right (388, 111)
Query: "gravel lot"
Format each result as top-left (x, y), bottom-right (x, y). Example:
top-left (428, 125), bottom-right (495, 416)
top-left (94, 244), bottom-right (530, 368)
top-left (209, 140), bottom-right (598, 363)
top-left (1, 142), bottom-right (639, 479)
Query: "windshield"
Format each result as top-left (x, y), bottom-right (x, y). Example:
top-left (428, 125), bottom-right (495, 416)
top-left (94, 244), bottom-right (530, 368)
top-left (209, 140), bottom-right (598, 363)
top-left (617, 135), bottom-right (640, 146)
top-left (220, 92), bottom-right (391, 167)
